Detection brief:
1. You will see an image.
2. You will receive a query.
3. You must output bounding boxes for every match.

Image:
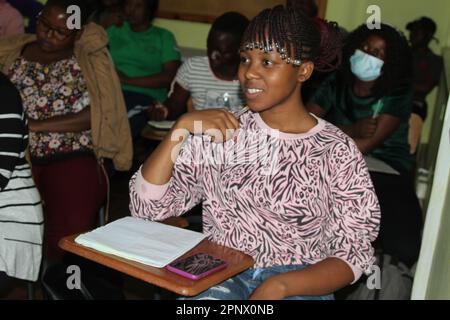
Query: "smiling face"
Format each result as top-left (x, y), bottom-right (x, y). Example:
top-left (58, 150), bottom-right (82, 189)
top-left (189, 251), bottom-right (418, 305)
top-left (238, 48), bottom-right (312, 113)
top-left (36, 6), bottom-right (79, 53)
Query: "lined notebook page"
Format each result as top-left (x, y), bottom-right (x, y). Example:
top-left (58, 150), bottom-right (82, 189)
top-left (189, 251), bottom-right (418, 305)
top-left (75, 217), bottom-right (205, 268)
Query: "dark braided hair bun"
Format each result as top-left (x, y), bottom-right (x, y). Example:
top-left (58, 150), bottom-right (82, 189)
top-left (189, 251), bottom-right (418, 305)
top-left (241, 5), bottom-right (342, 73)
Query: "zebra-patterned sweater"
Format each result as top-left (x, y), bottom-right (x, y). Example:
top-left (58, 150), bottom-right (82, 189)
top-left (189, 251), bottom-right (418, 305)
top-left (129, 112), bottom-right (381, 283)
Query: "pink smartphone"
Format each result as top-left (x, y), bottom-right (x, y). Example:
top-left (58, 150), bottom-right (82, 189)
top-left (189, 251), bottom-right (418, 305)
top-left (166, 253), bottom-right (228, 280)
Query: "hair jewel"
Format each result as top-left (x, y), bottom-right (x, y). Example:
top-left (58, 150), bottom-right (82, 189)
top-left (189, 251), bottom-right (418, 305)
top-left (293, 59), bottom-right (301, 66)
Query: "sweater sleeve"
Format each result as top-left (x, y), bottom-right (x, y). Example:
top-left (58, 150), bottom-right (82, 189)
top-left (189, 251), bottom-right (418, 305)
top-left (0, 78), bottom-right (24, 191)
top-left (129, 135), bottom-right (204, 221)
top-left (325, 138), bottom-right (381, 283)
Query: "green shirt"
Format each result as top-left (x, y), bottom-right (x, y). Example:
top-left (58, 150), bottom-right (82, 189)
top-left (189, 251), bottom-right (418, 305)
top-left (312, 74), bottom-right (414, 173)
top-left (107, 22), bottom-right (181, 102)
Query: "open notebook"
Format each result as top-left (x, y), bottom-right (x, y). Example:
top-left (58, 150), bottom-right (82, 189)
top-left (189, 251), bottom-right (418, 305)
top-left (75, 217), bottom-right (206, 268)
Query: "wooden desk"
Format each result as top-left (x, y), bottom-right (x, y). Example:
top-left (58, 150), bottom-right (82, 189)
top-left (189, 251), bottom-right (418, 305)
top-left (59, 235), bottom-right (254, 297)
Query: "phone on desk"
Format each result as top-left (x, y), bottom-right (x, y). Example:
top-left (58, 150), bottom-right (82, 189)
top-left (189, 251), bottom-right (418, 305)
top-left (166, 253), bottom-right (228, 280)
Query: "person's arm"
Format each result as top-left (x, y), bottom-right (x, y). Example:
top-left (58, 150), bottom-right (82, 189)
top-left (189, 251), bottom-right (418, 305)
top-left (353, 114), bottom-right (401, 154)
top-left (28, 107), bottom-right (91, 133)
top-left (145, 82), bottom-right (190, 121)
top-left (118, 60), bottom-right (180, 89)
top-left (164, 83), bottom-right (190, 120)
top-left (250, 258), bottom-right (354, 299)
top-left (251, 140), bottom-right (380, 300)
top-left (129, 109), bottom-right (239, 220)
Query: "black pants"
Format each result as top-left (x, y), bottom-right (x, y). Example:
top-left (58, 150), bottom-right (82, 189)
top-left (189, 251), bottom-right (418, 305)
top-left (0, 271), bottom-right (12, 296)
top-left (122, 90), bottom-right (154, 140)
top-left (370, 172), bottom-right (423, 268)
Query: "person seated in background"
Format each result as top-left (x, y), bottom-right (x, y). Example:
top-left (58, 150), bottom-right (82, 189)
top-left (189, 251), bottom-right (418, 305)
top-left (0, 0), bottom-right (24, 37)
top-left (147, 12), bottom-right (249, 121)
top-left (107, 0), bottom-right (181, 139)
top-left (406, 17), bottom-right (443, 155)
top-left (308, 24), bottom-right (423, 269)
top-left (0, 0), bottom-right (132, 263)
top-left (285, 0), bottom-right (343, 103)
top-left (0, 72), bottom-right (43, 298)
top-left (88, 0), bottom-right (124, 29)
top-left (7, 0), bottom-right (44, 34)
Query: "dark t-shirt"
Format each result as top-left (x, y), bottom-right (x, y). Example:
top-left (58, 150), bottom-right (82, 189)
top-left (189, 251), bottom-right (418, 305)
top-left (311, 74), bottom-right (414, 173)
top-left (412, 49), bottom-right (443, 102)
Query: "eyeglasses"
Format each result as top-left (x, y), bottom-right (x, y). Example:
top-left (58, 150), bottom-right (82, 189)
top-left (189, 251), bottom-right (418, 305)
top-left (36, 16), bottom-right (75, 41)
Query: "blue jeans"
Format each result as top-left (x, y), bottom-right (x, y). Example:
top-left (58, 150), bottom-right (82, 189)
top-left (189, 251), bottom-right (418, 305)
top-left (183, 265), bottom-right (335, 300)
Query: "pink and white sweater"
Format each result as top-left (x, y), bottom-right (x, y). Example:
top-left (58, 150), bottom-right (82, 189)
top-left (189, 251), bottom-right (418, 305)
top-left (129, 112), bottom-right (380, 282)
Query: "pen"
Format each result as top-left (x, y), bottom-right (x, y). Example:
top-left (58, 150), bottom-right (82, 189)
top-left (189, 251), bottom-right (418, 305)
top-left (372, 100), bottom-right (383, 118)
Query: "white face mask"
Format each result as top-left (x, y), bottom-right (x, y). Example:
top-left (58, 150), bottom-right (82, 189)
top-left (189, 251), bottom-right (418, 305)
top-left (350, 49), bottom-right (384, 82)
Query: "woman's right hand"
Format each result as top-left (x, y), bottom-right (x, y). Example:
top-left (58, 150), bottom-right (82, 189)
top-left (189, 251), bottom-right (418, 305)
top-left (174, 109), bottom-right (240, 143)
top-left (146, 103), bottom-right (169, 121)
top-left (353, 117), bottom-right (378, 138)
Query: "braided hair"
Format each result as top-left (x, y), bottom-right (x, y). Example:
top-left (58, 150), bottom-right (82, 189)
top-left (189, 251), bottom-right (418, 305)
top-left (341, 23), bottom-right (413, 98)
top-left (240, 5), bottom-right (342, 72)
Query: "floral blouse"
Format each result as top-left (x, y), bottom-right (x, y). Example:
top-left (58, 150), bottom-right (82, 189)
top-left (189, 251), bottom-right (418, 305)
top-left (9, 56), bottom-right (93, 162)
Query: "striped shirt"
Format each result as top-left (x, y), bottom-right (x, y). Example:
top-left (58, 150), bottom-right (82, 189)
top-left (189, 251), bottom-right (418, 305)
top-left (0, 73), bottom-right (43, 281)
top-left (175, 56), bottom-right (245, 111)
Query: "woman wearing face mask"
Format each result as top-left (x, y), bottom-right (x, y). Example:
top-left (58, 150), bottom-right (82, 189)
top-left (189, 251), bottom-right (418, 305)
top-left (308, 24), bottom-right (423, 271)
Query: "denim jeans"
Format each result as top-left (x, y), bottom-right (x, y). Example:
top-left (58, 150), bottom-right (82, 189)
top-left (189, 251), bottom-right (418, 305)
top-left (183, 265), bottom-right (335, 300)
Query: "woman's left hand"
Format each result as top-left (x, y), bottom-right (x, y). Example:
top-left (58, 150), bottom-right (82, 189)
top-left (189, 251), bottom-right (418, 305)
top-left (249, 278), bottom-right (286, 300)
